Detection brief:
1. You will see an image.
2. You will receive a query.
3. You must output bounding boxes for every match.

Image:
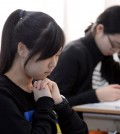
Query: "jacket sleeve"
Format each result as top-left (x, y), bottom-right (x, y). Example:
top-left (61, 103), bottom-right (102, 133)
top-left (50, 45), bottom-right (99, 107)
top-left (0, 89), bottom-right (57, 134)
top-left (101, 56), bottom-right (120, 84)
top-left (55, 102), bottom-right (88, 134)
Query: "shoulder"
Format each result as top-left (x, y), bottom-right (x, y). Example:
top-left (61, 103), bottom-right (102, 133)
top-left (61, 39), bottom-right (88, 63)
top-left (0, 75), bottom-right (15, 103)
top-left (62, 38), bottom-right (86, 57)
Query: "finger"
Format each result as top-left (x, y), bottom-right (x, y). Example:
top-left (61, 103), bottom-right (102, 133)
top-left (34, 80), bottom-right (42, 90)
top-left (51, 82), bottom-right (59, 93)
top-left (41, 78), bottom-right (51, 88)
top-left (48, 82), bottom-right (53, 91)
top-left (52, 82), bottom-right (58, 89)
top-left (33, 81), bottom-right (38, 88)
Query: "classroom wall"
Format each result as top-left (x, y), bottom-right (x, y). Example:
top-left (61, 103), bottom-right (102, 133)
top-left (0, 0), bottom-right (120, 46)
top-left (105, 0), bottom-right (120, 7)
top-left (63, 0), bottom-right (105, 43)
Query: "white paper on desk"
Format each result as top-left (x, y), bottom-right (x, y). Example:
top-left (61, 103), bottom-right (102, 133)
top-left (78, 100), bottom-right (120, 110)
top-left (74, 100), bottom-right (120, 112)
top-left (89, 100), bottom-right (120, 109)
top-left (98, 100), bottom-right (120, 106)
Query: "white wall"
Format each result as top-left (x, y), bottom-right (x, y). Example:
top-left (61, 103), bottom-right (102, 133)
top-left (105, 0), bottom-right (120, 8)
top-left (64, 0), bottom-right (105, 43)
top-left (0, 0), bottom-right (120, 45)
top-left (0, 0), bottom-right (105, 45)
top-left (0, 0), bottom-right (65, 43)
top-left (64, 0), bottom-right (120, 43)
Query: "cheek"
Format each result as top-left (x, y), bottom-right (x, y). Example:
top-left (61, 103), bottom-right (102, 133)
top-left (103, 47), bottom-right (114, 56)
top-left (24, 59), bottom-right (50, 79)
top-left (25, 63), bottom-right (40, 76)
top-left (25, 65), bottom-right (41, 79)
top-left (99, 41), bottom-right (111, 54)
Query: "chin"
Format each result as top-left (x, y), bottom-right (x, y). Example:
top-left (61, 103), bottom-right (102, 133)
top-left (39, 75), bottom-right (48, 80)
top-left (104, 52), bottom-right (113, 56)
top-left (34, 73), bottom-right (49, 80)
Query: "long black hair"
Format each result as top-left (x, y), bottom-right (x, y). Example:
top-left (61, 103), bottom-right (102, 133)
top-left (85, 5), bottom-right (120, 34)
top-left (0, 9), bottom-right (65, 74)
top-left (96, 5), bottom-right (120, 34)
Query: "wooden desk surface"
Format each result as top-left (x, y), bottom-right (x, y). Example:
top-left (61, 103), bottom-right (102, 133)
top-left (73, 102), bottom-right (120, 132)
top-left (72, 103), bottom-right (120, 115)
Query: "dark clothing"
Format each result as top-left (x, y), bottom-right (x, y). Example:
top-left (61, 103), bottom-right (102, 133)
top-left (101, 56), bottom-right (120, 84)
top-left (0, 75), bottom-right (88, 134)
top-left (50, 33), bottom-right (120, 107)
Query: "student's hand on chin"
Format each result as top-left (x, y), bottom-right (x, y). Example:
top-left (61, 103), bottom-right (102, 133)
top-left (33, 80), bottom-right (52, 101)
top-left (40, 78), bottom-right (63, 104)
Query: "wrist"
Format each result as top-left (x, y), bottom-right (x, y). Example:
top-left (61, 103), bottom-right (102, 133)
top-left (54, 96), bottom-right (63, 105)
top-left (54, 95), bottom-right (68, 111)
top-left (96, 89), bottom-right (104, 102)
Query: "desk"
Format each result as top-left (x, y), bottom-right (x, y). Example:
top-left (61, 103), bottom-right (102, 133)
top-left (73, 102), bottom-right (120, 133)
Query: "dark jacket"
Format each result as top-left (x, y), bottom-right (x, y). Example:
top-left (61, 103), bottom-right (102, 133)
top-left (101, 56), bottom-right (120, 84)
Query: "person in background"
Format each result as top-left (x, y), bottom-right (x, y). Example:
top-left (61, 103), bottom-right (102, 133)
top-left (50, 6), bottom-right (120, 109)
top-left (85, 24), bottom-right (120, 90)
top-left (0, 9), bottom-right (88, 134)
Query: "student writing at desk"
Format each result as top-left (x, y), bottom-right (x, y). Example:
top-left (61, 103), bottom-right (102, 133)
top-left (50, 6), bottom-right (120, 112)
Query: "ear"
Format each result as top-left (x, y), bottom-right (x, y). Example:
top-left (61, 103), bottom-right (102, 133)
top-left (17, 42), bottom-right (28, 58)
top-left (95, 24), bottom-right (104, 34)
